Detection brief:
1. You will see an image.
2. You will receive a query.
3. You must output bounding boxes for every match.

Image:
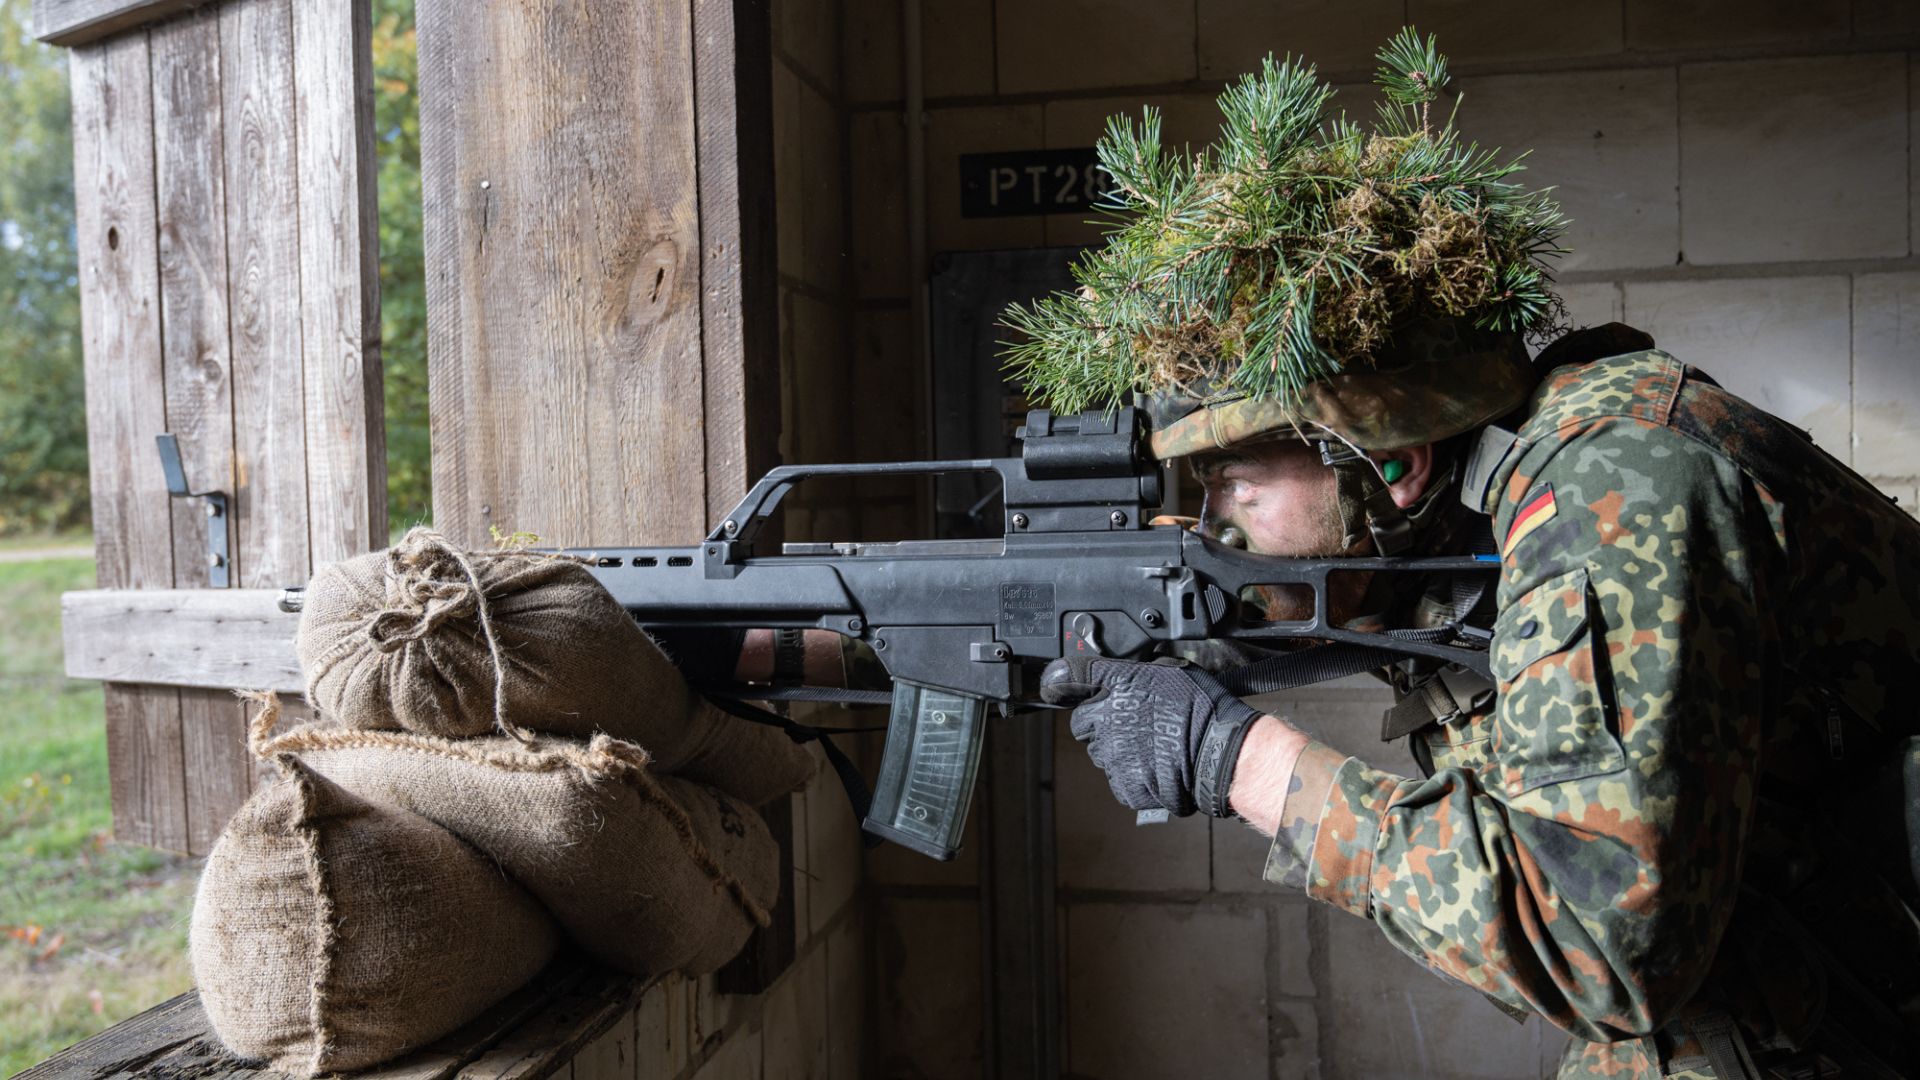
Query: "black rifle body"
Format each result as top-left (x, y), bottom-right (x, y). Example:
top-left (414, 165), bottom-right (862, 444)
top-left (572, 408), bottom-right (1494, 858)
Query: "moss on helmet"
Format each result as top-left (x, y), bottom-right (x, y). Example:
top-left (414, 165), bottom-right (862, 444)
top-left (1001, 29), bottom-right (1568, 419)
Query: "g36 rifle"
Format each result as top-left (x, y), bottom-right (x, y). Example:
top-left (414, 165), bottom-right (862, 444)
top-left (572, 406), bottom-right (1497, 860)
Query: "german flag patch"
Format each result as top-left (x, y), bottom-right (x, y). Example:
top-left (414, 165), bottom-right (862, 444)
top-left (1503, 485), bottom-right (1558, 557)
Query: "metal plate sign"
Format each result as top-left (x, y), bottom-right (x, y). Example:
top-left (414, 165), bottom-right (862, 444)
top-left (998, 582), bottom-right (1057, 638)
top-left (959, 149), bottom-right (1113, 218)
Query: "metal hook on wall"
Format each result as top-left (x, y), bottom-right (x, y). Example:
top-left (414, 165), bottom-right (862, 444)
top-left (155, 433), bottom-right (229, 588)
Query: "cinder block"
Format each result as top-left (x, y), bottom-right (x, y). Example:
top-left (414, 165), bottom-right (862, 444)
top-left (1274, 901), bottom-right (1314, 997)
top-left (761, 942), bottom-right (830, 1080)
top-left (1558, 282), bottom-right (1625, 332)
top-left (850, 308), bottom-right (917, 452)
top-left (635, 977), bottom-right (684, 1080)
top-left (1271, 997), bottom-right (1322, 1080)
top-left (995, 0), bottom-right (1196, 94)
top-left (1627, 0), bottom-right (1847, 49)
top-left (687, 1021), bottom-right (762, 1080)
top-left (799, 81), bottom-right (846, 292)
top-left (1211, 815), bottom-right (1278, 893)
top-left (825, 906), bottom-right (870, 1077)
top-left (1623, 276), bottom-right (1852, 458)
top-left (806, 738), bottom-right (863, 934)
top-left (1042, 93), bottom-right (1222, 248)
top-left (850, 112), bottom-right (908, 299)
top-left (777, 0), bottom-right (837, 90)
top-left (1199, 0), bottom-right (1407, 81)
top-left (1454, 69), bottom-right (1678, 274)
top-left (1680, 55), bottom-right (1908, 265)
top-left (844, 0), bottom-right (996, 104)
top-left (1322, 910), bottom-right (1544, 1078)
top-left (877, 897), bottom-right (985, 1080)
top-left (1054, 708), bottom-right (1213, 892)
top-left (775, 63), bottom-right (804, 281)
top-left (789, 786), bottom-right (812, 950)
top-left (1856, 0), bottom-right (1920, 37)
top-left (927, 105), bottom-right (1047, 254)
top-left (844, 0), bottom-right (900, 104)
top-left (1064, 902), bottom-right (1269, 1080)
top-left (691, 973), bottom-right (736, 1058)
top-left (571, 1012), bottom-right (635, 1080)
top-left (1405, 0), bottom-right (1623, 63)
top-left (1851, 272), bottom-right (1920, 473)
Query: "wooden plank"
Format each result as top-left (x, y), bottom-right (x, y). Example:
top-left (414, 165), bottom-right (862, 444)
top-left (152, 3), bottom-right (233, 587)
top-left (693, 0), bottom-right (779, 527)
top-left (221, 0), bottom-right (310, 591)
top-left (292, 0), bottom-right (385, 565)
top-left (71, 32), bottom-right (191, 854)
top-left (30, 0), bottom-right (204, 46)
top-left (10, 990), bottom-right (207, 1080)
top-left (454, 967), bottom-right (645, 1080)
top-left (16, 965), bottom-right (657, 1080)
top-left (62, 588), bottom-right (303, 691)
top-left (150, 9), bottom-right (255, 857)
top-left (418, 0), bottom-right (707, 550)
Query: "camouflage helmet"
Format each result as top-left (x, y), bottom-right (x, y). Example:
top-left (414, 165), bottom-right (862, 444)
top-left (1143, 318), bottom-right (1536, 460)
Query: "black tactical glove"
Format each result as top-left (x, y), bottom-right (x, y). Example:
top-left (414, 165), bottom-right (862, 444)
top-left (1039, 655), bottom-right (1261, 818)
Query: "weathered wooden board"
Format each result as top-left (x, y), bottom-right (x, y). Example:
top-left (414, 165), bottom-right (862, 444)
top-left (71, 30), bottom-right (191, 854)
top-left (419, 0), bottom-right (709, 550)
top-left (30, 0), bottom-right (204, 45)
top-left (59, 0), bottom-right (384, 854)
top-left (692, 0), bottom-right (780, 526)
top-left (15, 961), bottom-right (656, 1080)
top-left (62, 589), bottom-right (303, 692)
top-left (292, 0), bottom-right (385, 565)
top-left (222, 0), bottom-right (311, 592)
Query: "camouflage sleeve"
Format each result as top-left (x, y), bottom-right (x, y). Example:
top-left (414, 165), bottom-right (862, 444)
top-left (1264, 420), bottom-right (1777, 1042)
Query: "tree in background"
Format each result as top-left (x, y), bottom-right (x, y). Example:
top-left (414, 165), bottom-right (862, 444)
top-left (374, 0), bottom-right (429, 531)
top-left (0, 0), bottom-right (88, 536)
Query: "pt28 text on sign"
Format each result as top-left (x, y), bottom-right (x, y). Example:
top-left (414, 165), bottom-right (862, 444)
top-left (960, 149), bottom-right (1115, 218)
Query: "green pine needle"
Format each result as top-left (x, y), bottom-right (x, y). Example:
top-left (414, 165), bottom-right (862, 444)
top-left (1001, 29), bottom-right (1568, 413)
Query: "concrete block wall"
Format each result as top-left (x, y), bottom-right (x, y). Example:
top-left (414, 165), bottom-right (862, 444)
top-left (837, 4), bottom-right (1920, 1079)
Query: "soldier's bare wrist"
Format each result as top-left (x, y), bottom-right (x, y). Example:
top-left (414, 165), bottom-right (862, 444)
top-left (1229, 715), bottom-right (1310, 835)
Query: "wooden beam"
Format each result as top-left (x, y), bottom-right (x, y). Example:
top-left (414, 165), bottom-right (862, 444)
top-left (419, 0), bottom-right (709, 549)
top-left (63, 589), bottom-right (302, 693)
top-left (31, 0), bottom-right (205, 46)
top-left (693, 0), bottom-right (780, 525)
top-left (293, 0), bottom-right (385, 564)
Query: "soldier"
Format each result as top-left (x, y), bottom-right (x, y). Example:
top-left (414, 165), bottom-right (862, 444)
top-left (1011, 33), bottom-right (1920, 1080)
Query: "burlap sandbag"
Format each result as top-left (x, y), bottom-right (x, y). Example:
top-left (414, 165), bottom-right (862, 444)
top-left (294, 527), bottom-right (815, 805)
top-left (253, 709), bottom-right (780, 977)
top-left (190, 755), bottom-right (558, 1076)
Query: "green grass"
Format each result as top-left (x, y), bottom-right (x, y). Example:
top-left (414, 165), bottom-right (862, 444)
top-left (0, 557), bottom-right (199, 1077)
top-left (0, 531), bottom-right (91, 554)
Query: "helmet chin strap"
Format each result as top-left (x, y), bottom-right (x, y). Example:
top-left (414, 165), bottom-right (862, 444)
top-left (1317, 439), bottom-right (1458, 556)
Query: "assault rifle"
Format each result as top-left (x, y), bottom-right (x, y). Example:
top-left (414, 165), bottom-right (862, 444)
top-left (570, 406), bottom-right (1497, 860)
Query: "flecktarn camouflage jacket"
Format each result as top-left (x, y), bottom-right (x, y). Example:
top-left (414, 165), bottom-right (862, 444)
top-left (1261, 347), bottom-right (1920, 1078)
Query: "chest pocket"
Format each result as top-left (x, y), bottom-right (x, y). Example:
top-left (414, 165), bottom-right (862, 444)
top-left (1489, 565), bottom-right (1625, 796)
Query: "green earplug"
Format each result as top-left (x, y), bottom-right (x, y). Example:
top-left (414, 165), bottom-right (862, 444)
top-left (1382, 459), bottom-right (1406, 484)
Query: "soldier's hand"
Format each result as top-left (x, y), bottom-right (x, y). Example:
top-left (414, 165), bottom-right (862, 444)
top-left (1039, 656), bottom-right (1261, 818)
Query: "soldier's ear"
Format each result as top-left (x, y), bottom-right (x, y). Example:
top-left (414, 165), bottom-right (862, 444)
top-left (1378, 443), bottom-right (1435, 510)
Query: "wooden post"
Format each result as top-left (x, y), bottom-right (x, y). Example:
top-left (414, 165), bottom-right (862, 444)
top-left (420, 0), bottom-right (777, 549)
top-left (63, 0), bottom-right (381, 854)
top-left (418, 0), bottom-right (785, 985)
